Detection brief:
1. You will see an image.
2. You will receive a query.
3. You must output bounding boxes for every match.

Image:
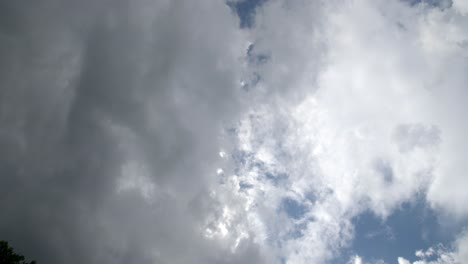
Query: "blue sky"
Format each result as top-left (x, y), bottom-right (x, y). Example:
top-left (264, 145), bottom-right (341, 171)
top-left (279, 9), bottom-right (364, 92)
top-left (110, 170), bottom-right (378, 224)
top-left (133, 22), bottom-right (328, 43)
top-left (350, 198), bottom-right (455, 263)
top-left (228, 0), bottom-right (266, 28)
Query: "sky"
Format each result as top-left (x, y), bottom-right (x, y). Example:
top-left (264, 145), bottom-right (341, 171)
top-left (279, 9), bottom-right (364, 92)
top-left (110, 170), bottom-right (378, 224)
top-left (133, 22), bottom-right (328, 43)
top-left (0, 0), bottom-right (467, 263)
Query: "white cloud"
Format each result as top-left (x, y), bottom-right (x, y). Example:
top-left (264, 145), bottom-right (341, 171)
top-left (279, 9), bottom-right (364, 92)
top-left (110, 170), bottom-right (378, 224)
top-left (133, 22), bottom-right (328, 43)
top-left (453, 0), bottom-right (468, 15)
top-left (352, 255), bottom-right (364, 264)
top-left (399, 257), bottom-right (412, 264)
top-left (349, 255), bottom-right (387, 264)
top-left (1, 0), bottom-right (468, 264)
top-left (226, 0), bottom-right (468, 263)
top-left (397, 230), bottom-right (468, 264)
top-left (456, 230), bottom-right (468, 262)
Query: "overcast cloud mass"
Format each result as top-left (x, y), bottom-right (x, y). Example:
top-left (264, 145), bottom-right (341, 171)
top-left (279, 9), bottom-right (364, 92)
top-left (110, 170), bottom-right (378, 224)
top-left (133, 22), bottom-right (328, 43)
top-left (0, 0), bottom-right (468, 263)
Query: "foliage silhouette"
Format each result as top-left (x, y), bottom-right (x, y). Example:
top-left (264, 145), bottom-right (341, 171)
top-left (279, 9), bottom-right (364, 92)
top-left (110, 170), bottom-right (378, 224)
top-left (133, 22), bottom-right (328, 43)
top-left (0, 241), bottom-right (36, 264)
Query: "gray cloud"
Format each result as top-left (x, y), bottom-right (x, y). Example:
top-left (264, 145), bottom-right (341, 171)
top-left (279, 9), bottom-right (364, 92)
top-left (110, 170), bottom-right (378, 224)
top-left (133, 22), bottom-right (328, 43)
top-left (393, 124), bottom-right (441, 153)
top-left (2, 0), bottom-right (468, 264)
top-left (0, 1), bottom-right (269, 263)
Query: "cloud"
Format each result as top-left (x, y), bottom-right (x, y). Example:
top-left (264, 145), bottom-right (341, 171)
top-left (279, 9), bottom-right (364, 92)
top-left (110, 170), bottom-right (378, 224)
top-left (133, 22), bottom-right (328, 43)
top-left (227, 0), bottom-right (468, 262)
top-left (1, 0), bottom-right (468, 264)
top-left (0, 0), bottom-right (270, 263)
top-left (397, 230), bottom-right (468, 264)
top-left (349, 255), bottom-right (387, 264)
top-left (395, 229), bottom-right (468, 263)
top-left (399, 257), bottom-right (412, 264)
top-left (453, 0), bottom-right (468, 15)
top-left (352, 255), bottom-right (364, 264)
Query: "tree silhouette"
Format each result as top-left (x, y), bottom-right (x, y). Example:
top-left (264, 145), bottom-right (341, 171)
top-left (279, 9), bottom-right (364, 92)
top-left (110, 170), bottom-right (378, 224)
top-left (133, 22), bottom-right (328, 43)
top-left (0, 241), bottom-right (36, 264)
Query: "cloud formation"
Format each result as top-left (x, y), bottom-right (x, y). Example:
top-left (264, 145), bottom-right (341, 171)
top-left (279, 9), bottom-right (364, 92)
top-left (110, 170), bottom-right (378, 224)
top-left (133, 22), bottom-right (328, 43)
top-left (398, 229), bottom-right (468, 263)
top-left (229, 0), bottom-right (468, 262)
top-left (0, 0), bottom-right (267, 263)
top-left (0, 0), bottom-right (467, 264)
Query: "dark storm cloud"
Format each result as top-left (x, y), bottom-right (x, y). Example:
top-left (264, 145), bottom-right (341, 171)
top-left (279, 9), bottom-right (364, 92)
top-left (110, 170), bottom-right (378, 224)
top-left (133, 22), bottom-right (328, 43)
top-left (0, 1), bottom-right (267, 263)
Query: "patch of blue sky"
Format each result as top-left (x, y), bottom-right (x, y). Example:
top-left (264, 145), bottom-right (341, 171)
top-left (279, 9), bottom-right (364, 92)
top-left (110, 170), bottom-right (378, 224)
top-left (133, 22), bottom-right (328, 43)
top-left (281, 197), bottom-right (308, 220)
top-left (402, 0), bottom-right (452, 8)
top-left (232, 150), bottom-right (268, 172)
top-left (373, 158), bottom-right (395, 184)
top-left (231, 150), bottom-right (254, 175)
top-left (285, 221), bottom-right (309, 240)
top-left (238, 181), bottom-right (254, 190)
top-left (231, 148), bottom-right (290, 185)
top-left (264, 171), bottom-right (288, 186)
top-left (227, 0), bottom-right (267, 28)
top-left (348, 195), bottom-right (466, 263)
top-left (305, 188), bottom-right (334, 205)
top-left (280, 256), bottom-right (287, 264)
top-left (232, 150), bottom-right (254, 166)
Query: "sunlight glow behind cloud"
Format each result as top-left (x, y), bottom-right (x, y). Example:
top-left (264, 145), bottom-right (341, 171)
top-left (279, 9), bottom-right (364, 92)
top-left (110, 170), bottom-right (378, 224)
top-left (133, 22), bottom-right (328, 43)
top-left (0, 0), bottom-right (467, 263)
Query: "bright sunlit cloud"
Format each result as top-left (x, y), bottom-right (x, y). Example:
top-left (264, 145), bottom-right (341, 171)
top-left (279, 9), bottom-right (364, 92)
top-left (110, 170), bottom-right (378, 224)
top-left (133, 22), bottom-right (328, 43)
top-left (0, 0), bottom-right (467, 263)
